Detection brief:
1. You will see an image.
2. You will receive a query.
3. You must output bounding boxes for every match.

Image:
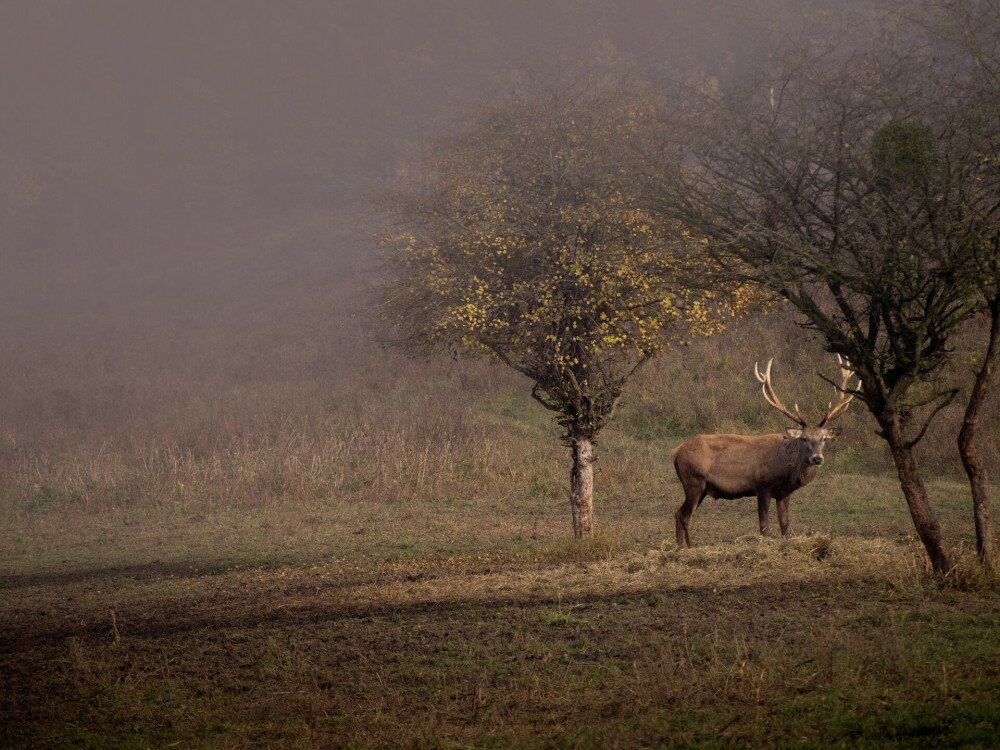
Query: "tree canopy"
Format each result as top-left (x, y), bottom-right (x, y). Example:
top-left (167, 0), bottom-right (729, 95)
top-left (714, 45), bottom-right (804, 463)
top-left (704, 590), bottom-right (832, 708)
top-left (379, 68), bottom-right (755, 536)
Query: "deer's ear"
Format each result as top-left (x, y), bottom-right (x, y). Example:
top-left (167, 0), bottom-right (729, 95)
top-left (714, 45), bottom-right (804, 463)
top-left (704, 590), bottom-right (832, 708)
top-left (784, 427), bottom-right (803, 439)
top-left (826, 426), bottom-right (842, 440)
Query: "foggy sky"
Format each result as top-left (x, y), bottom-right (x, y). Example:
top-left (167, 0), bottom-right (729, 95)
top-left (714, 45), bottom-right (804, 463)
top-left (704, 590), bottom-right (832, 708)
top-left (0, 1), bottom-right (882, 351)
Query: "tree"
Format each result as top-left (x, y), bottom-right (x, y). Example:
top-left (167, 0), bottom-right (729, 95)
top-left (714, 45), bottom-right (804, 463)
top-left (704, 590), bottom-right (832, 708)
top-left (652, 52), bottom-right (985, 574)
top-left (379, 67), bottom-right (753, 538)
top-left (914, 0), bottom-right (1000, 568)
top-left (959, 216), bottom-right (1000, 571)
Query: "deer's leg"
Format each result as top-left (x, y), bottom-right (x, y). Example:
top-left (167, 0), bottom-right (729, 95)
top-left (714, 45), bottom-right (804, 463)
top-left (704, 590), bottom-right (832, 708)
top-left (776, 496), bottom-right (790, 537)
top-left (676, 479), bottom-right (706, 547)
top-left (757, 492), bottom-right (772, 536)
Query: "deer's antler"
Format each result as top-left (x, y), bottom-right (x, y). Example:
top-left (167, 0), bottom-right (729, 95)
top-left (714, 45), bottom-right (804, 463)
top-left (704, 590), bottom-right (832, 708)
top-left (818, 355), bottom-right (856, 426)
top-left (754, 358), bottom-right (807, 427)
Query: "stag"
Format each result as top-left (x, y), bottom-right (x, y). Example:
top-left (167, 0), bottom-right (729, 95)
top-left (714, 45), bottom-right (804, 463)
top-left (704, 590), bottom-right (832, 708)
top-left (672, 357), bottom-right (855, 546)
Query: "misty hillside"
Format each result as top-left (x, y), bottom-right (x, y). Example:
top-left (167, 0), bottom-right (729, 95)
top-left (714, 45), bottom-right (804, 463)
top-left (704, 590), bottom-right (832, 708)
top-left (0, 0), bottom-right (988, 475)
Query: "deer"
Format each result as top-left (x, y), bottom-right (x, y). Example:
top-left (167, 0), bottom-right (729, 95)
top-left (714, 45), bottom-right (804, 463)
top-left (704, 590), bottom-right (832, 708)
top-left (672, 356), bottom-right (856, 546)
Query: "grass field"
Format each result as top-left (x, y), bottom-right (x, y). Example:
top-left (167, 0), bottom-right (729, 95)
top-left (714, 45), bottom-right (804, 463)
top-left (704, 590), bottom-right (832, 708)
top-left (2, 275), bottom-right (999, 748)
top-left (3, 468), bottom-right (998, 748)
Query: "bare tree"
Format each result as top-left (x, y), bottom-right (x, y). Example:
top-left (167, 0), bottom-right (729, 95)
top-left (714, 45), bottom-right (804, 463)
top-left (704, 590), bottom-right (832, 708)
top-left (378, 67), bottom-right (754, 538)
top-left (651, 51), bottom-right (989, 574)
top-left (911, 0), bottom-right (1000, 568)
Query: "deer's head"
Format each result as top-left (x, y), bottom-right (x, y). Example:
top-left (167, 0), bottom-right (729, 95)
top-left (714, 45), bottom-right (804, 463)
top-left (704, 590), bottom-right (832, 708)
top-left (754, 356), bottom-right (856, 467)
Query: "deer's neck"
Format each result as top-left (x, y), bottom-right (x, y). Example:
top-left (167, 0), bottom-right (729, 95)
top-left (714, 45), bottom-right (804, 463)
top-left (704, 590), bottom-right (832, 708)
top-left (797, 464), bottom-right (819, 487)
top-left (779, 440), bottom-right (818, 488)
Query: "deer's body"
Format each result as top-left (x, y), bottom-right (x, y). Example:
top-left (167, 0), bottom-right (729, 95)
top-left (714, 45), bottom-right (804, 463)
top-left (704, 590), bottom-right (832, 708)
top-left (672, 433), bottom-right (818, 501)
top-left (672, 358), bottom-right (855, 546)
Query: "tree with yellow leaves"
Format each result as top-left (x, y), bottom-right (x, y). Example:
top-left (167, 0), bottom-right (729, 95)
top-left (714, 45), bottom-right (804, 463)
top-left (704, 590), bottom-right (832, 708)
top-left (379, 67), bottom-right (754, 538)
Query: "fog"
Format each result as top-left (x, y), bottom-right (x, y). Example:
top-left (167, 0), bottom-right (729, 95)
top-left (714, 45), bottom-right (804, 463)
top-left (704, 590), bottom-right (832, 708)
top-left (0, 1), bottom-right (880, 375)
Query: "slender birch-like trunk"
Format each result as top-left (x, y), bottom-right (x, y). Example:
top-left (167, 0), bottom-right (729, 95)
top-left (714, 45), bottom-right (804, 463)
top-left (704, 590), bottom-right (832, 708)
top-left (570, 434), bottom-right (595, 539)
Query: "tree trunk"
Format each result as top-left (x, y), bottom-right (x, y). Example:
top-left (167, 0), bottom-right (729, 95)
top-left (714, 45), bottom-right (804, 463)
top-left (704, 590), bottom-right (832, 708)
top-left (958, 303), bottom-right (999, 570)
top-left (882, 415), bottom-right (952, 575)
top-left (570, 434), bottom-right (595, 539)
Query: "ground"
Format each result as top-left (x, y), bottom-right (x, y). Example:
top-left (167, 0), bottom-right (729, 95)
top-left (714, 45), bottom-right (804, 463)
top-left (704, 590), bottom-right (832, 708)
top-left (2, 473), bottom-right (998, 748)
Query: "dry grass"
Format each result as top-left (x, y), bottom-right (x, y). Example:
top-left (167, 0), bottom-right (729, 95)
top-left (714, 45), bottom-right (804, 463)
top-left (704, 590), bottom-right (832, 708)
top-left (2, 303), bottom-right (996, 531)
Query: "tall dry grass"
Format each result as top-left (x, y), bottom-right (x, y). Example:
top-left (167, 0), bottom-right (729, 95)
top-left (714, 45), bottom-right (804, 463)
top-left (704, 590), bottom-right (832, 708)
top-left (0, 315), bottom-right (998, 524)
